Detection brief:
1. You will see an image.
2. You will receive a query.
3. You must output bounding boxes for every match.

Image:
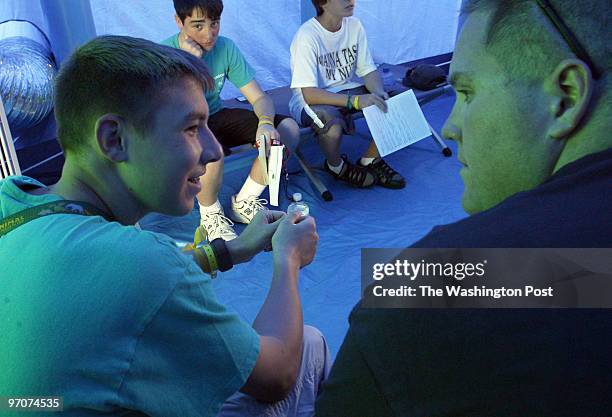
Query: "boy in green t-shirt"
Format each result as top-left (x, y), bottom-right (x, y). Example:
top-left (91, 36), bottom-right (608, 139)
top-left (162, 0), bottom-right (301, 242)
top-left (0, 34), bottom-right (328, 417)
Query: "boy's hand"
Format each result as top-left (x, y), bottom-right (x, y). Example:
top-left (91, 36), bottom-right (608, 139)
top-left (272, 212), bottom-right (318, 270)
top-left (356, 94), bottom-right (388, 112)
top-left (228, 210), bottom-right (285, 263)
top-left (178, 32), bottom-right (204, 58)
top-left (255, 124), bottom-right (280, 157)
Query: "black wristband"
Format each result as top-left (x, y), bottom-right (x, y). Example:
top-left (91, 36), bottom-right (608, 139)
top-left (209, 238), bottom-right (234, 272)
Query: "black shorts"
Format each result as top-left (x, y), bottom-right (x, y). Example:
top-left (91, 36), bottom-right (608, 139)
top-left (208, 108), bottom-right (290, 149)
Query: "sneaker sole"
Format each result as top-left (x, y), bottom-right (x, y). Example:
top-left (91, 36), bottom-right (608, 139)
top-left (377, 180), bottom-right (406, 189)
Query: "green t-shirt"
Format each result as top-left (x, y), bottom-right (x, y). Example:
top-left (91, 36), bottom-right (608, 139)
top-left (0, 176), bottom-right (259, 416)
top-left (161, 34), bottom-right (256, 115)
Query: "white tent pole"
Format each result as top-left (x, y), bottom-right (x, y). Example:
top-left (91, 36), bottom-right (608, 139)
top-left (0, 92), bottom-right (21, 179)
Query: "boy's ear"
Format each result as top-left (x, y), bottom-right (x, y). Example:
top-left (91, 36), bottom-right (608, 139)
top-left (95, 114), bottom-right (129, 163)
top-left (545, 58), bottom-right (593, 139)
top-left (175, 14), bottom-right (184, 30)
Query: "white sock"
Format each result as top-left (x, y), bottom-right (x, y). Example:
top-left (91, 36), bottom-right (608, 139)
top-left (199, 199), bottom-right (223, 215)
top-left (236, 176), bottom-right (267, 202)
top-left (327, 159), bottom-right (344, 174)
top-left (360, 157), bottom-right (376, 166)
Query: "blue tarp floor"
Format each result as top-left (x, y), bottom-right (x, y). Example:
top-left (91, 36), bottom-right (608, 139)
top-left (139, 92), bottom-right (466, 358)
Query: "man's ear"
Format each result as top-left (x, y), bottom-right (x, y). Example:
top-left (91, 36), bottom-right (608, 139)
top-left (175, 14), bottom-right (184, 30)
top-left (546, 58), bottom-right (593, 139)
top-left (95, 114), bottom-right (129, 162)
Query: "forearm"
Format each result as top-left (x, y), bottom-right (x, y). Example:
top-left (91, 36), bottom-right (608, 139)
top-left (253, 257), bottom-right (303, 367)
top-left (302, 87), bottom-right (350, 107)
top-left (225, 237), bottom-right (250, 265)
top-left (212, 242), bottom-right (304, 364)
top-left (238, 213), bottom-right (317, 401)
top-left (251, 94), bottom-right (276, 121)
top-left (363, 70), bottom-right (386, 96)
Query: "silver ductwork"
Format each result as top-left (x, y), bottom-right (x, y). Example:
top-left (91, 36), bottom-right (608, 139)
top-left (0, 20), bottom-right (57, 135)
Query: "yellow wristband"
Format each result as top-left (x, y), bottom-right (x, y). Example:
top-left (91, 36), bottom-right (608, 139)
top-left (202, 244), bottom-right (218, 272)
top-left (258, 120), bottom-right (274, 126)
top-left (353, 96), bottom-right (359, 110)
top-left (193, 244), bottom-right (218, 277)
top-left (193, 246), bottom-right (210, 272)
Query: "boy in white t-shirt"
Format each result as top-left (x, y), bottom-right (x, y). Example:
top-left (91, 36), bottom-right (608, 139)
top-left (290, 0), bottom-right (405, 189)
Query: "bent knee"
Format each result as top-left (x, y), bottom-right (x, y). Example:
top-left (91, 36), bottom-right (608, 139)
top-left (278, 118), bottom-right (301, 148)
top-left (278, 117), bottom-right (300, 132)
top-left (302, 325), bottom-right (328, 357)
top-left (301, 325), bottom-right (331, 388)
top-left (320, 123), bottom-right (343, 141)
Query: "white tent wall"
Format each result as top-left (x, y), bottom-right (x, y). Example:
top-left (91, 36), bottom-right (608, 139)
top-left (39, 0), bottom-right (97, 65)
top-left (0, 0), bottom-right (97, 66)
top-left (355, 0), bottom-right (461, 65)
top-left (90, 0), bottom-right (302, 99)
top-left (90, 0), bottom-right (461, 99)
top-left (0, 0), bottom-right (48, 35)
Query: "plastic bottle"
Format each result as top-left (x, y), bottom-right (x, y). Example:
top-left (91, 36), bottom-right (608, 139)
top-left (381, 67), bottom-right (394, 89)
top-left (287, 193), bottom-right (309, 218)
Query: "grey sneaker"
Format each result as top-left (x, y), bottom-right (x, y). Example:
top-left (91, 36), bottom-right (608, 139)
top-left (200, 209), bottom-right (238, 241)
top-left (230, 195), bottom-right (268, 224)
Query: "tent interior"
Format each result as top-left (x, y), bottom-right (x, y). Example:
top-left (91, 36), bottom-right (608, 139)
top-left (1, 0), bottom-right (465, 356)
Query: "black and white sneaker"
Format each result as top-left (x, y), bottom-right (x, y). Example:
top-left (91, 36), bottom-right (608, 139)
top-left (360, 157), bottom-right (406, 189)
top-left (325, 155), bottom-right (376, 188)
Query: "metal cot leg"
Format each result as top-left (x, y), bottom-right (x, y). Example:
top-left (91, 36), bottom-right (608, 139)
top-left (293, 147), bottom-right (333, 202)
top-left (427, 121), bottom-right (452, 157)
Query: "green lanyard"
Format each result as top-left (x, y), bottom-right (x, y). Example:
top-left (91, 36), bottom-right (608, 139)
top-left (0, 200), bottom-right (112, 238)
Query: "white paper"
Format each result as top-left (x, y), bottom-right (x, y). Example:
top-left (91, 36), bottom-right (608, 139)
top-left (362, 89), bottom-right (432, 157)
top-left (268, 145), bottom-right (284, 207)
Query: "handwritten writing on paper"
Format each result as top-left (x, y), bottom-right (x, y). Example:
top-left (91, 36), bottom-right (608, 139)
top-left (362, 89), bottom-right (432, 157)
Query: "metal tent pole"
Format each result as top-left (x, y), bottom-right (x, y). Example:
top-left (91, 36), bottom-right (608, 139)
top-left (0, 93), bottom-right (20, 179)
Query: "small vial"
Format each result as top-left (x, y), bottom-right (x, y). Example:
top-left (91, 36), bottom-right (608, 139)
top-left (287, 193), bottom-right (309, 217)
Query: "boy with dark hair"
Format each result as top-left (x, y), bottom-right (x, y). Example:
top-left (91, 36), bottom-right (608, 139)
top-left (162, 0), bottom-right (302, 241)
top-left (289, 0), bottom-right (406, 189)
